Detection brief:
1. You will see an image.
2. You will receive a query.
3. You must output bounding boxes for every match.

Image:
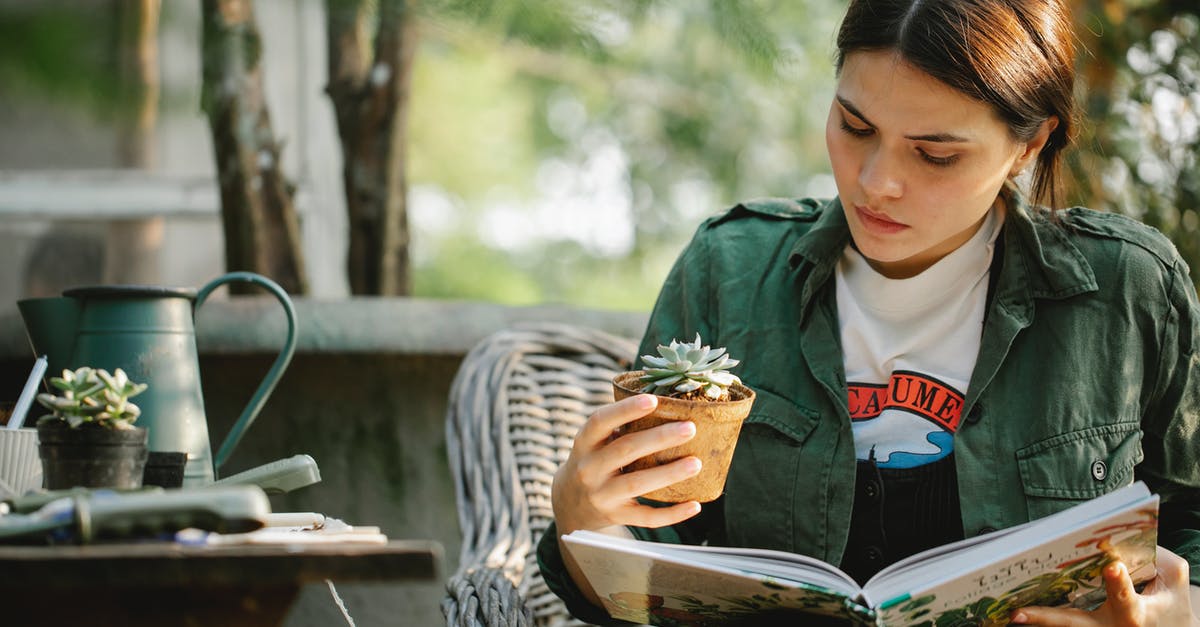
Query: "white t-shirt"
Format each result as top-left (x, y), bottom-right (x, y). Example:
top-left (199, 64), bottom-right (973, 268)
top-left (835, 208), bottom-right (1002, 469)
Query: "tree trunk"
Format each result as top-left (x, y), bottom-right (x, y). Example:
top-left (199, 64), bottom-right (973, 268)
top-left (326, 0), bottom-right (417, 295)
top-left (201, 0), bottom-right (309, 294)
top-left (107, 0), bottom-right (165, 287)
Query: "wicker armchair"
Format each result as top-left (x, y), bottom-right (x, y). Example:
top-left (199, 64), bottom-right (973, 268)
top-left (442, 322), bottom-right (639, 627)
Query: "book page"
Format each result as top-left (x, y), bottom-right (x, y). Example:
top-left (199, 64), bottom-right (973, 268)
top-left (651, 550), bottom-right (853, 593)
top-left (863, 484), bottom-right (1158, 626)
top-left (649, 541), bottom-right (860, 592)
top-left (564, 531), bottom-right (872, 624)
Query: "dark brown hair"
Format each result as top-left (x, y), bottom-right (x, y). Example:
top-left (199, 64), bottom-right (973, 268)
top-left (836, 0), bottom-right (1078, 209)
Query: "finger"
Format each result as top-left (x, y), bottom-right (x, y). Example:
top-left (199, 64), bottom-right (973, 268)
top-left (568, 421), bottom-right (695, 499)
top-left (1010, 606), bottom-right (1091, 626)
top-left (595, 420), bottom-right (697, 471)
top-left (601, 456), bottom-right (703, 503)
top-left (622, 500), bottom-right (703, 529)
top-left (575, 395), bottom-right (658, 449)
top-left (1101, 561), bottom-right (1136, 612)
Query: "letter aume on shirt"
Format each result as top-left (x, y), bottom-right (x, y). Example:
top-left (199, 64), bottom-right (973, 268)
top-left (847, 370), bottom-right (964, 432)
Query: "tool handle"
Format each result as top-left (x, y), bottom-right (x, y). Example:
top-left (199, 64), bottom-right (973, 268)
top-left (8, 355), bottom-right (48, 430)
top-left (210, 454), bottom-right (321, 495)
top-left (0, 486), bottom-right (270, 544)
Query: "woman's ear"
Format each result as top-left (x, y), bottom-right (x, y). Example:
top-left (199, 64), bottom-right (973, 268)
top-left (1012, 116), bottom-right (1060, 176)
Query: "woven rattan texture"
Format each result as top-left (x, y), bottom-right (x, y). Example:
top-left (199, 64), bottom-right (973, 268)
top-left (443, 323), bottom-right (638, 627)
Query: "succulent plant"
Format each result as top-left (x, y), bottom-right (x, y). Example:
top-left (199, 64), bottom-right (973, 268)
top-left (36, 367), bottom-right (148, 430)
top-left (639, 334), bottom-right (741, 401)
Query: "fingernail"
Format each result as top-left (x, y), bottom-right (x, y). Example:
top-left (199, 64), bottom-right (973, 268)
top-left (674, 421), bottom-right (696, 437)
top-left (688, 502), bottom-right (701, 514)
top-left (1011, 612), bottom-right (1027, 624)
top-left (683, 457), bottom-right (702, 474)
top-left (636, 394), bottom-right (657, 410)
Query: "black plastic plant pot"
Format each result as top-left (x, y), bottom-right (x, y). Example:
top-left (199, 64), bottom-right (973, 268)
top-left (142, 451), bottom-right (187, 488)
top-left (36, 421), bottom-right (149, 490)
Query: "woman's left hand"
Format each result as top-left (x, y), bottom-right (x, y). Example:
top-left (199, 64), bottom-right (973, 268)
top-left (1011, 546), bottom-right (1198, 626)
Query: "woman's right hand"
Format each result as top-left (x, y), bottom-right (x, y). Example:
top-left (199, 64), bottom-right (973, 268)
top-left (551, 393), bottom-right (705, 536)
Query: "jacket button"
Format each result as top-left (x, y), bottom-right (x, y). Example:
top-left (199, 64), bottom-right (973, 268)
top-left (1091, 460), bottom-right (1108, 481)
top-left (965, 404), bottom-right (983, 425)
top-left (863, 480), bottom-right (881, 501)
top-left (862, 545), bottom-right (883, 562)
top-left (977, 526), bottom-right (997, 536)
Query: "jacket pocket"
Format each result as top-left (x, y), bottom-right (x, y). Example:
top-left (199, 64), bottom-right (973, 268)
top-left (1015, 422), bottom-right (1143, 519)
top-left (723, 388), bottom-right (820, 551)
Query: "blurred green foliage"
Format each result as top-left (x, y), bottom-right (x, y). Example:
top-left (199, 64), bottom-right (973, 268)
top-left (0, 4), bottom-right (122, 113)
top-left (408, 0), bottom-right (842, 309)
top-left (1070, 2), bottom-right (1200, 277)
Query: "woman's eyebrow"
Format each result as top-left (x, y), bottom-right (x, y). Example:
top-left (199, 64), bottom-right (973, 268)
top-left (836, 95), bottom-right (971, 143)
top-left (836, 95), bottom-right (874, 127)
top-left (905, 131), bottom-right (971, 143)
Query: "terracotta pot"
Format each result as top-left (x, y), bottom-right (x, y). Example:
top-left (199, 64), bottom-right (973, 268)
top-left (612, 371), bottom-right (755, 503)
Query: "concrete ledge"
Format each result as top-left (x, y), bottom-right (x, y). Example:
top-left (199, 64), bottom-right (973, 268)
top-left (1, 297), bottom-right (649, 359)
top-left (0, 171), bottom-right (219, 219)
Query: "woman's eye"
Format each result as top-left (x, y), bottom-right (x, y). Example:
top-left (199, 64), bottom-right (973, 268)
top-left (839, 119), bottom-right (874, 137)
top-left (918, 149), bottom-right (960, 167)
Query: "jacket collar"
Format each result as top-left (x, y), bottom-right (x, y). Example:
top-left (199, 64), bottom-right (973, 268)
top-left (788, 196), bottom-right (850, 271)
top-left (964, 195), bottom-right (1099, 411)
top-left (1000, 193), bottom-right (1098, 302)
top-left (786, 194), bottom-right (1099, 319)
top-left (787, 197), bottom-right (851, 317)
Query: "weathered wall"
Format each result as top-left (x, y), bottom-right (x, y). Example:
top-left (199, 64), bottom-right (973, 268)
top-left (0, 297), bottom-right (647, 626)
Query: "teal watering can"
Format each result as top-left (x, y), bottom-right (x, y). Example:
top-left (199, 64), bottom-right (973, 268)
top-left (16, 272), bottom-right (297, 486)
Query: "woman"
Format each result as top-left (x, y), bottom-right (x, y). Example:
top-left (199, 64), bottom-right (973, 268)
top-left (540, 0), bottom-right (1200, 624)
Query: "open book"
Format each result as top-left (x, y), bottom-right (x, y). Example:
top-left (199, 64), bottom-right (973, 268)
top-left (562, 482), bottom-right (1159, 626)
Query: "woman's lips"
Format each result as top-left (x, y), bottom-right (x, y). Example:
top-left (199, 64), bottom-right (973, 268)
top-left (855, 205), bottom-right (908, 235)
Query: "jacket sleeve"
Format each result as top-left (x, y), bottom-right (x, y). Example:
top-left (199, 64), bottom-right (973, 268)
top-left (535, 223), bottom-right (723, 623)
top-left (1139, 259), bottom-right (1200, 587)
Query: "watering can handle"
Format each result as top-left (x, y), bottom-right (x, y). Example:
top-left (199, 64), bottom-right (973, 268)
top-left (195, 272), bottom-right (298, 473)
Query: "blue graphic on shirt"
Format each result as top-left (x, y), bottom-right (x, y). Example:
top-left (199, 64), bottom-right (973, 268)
top-left (873, 431), bottom-right (955, 469)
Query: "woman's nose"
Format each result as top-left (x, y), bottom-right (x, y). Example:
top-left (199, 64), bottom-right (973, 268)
top-left (859, 150), bottom-right (904, 200)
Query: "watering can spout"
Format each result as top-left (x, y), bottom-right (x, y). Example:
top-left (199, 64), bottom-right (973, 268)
top-left (17, 296), bottom-right (82, 380)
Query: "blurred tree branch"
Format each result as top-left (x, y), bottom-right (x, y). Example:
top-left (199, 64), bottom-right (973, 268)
top-left (326, 0), bottom-right (418, 296)
top-left (200, 0), bottom-right (309, 294)
top-left (107, 0), bottom-right (165, 287)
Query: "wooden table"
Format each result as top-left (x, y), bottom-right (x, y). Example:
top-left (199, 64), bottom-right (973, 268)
top-left (0, 540), bottom-right (443, 626)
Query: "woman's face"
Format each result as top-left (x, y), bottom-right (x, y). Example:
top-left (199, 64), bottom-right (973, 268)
top-left (825, 50), bottom-right (1046, 278)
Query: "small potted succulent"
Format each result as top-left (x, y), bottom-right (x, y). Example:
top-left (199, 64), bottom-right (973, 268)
top-left (35, 367), bottom-right (150, 489)
top-left (612, 334), bottom-right (755, 503)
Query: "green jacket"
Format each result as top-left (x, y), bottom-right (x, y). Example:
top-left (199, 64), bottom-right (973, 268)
top-left (538, 196), bottom-right (1200, 623)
